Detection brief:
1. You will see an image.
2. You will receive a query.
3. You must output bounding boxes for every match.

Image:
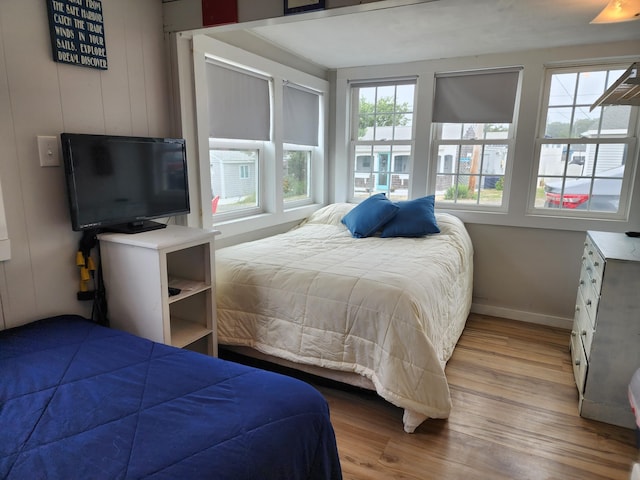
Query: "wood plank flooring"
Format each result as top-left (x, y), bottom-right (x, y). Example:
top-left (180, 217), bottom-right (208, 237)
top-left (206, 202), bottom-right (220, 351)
top-left (224, 314), bottom-right (639, 479)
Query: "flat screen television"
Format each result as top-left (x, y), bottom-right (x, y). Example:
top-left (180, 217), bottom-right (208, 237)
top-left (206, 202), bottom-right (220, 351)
top-left (61, 133), bottom-right (190, 233)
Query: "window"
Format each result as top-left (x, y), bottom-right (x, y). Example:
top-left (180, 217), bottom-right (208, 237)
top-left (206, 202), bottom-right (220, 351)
top-left (432, 68), bottom-right (521, 209)
top-left (206, 60), bottom-right (271, 217)
top-left (532, 65), bottom-right (637, 216)
top-left (350, 80), bottom-right (415, 201)
top-left (283, 83), bottom-right (320, 205)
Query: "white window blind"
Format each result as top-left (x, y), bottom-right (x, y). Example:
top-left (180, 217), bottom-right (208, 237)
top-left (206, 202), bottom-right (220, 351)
top-left (432, 69), bottom-right (521, 123)
top-left (283, 83), bottom-right (319, 146)
top-left (206, 61), bottom-right (271, 140)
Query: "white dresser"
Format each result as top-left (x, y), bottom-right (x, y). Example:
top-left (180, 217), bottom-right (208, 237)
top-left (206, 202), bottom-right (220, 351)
top-left (570, 231), bottom-right (640, 429)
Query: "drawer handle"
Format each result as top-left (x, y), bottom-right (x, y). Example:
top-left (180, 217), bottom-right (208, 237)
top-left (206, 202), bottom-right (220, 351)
top-left (586, 299), bottom-right (592, 306)
top-left (571, 330), bottom-right (577, 337)
top-left (591, 278), bottom-right (596, 284)
top-left (588, 250), bottom-right (593, 255)
top-left (580, 280), bottom-right (585, 286)
top-left (575, 306), bottom-right (580, 312)
top-left (581, 330), bottom-right (587, 336)
top-left (574, 358), bottom-right (581, 366)
top-left (594, 261), bottom-right (600, 267)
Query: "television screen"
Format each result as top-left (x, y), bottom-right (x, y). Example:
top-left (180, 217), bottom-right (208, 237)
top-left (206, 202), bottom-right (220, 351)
top-left (61, 133), bottom-right (190, 233)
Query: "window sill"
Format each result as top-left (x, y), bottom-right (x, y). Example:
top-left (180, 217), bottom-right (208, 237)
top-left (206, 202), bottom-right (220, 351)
top-left (439, 207), bottom-right (637, 234)
top-left (211, 203), bottom-right (324, 243)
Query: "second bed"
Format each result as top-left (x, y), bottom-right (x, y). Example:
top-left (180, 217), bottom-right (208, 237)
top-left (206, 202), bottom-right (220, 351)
top-left (215, 203), bottom-right (474, 432)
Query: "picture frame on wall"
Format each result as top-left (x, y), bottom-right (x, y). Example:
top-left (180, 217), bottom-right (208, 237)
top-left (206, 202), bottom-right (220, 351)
top-left (284, 0), bottom-right (326, 15)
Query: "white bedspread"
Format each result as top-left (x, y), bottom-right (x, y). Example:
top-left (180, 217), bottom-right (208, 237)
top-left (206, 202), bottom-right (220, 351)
top-left (215, 203), bottom-right (474, 432)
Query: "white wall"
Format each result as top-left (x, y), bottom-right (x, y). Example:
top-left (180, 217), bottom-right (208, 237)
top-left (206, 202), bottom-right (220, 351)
top-left (0, 0), bottom-right (173, 329)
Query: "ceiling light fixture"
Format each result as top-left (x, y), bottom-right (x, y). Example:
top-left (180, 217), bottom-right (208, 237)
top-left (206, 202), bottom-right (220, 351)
top-left (590, 0), bottom-right (640, 23)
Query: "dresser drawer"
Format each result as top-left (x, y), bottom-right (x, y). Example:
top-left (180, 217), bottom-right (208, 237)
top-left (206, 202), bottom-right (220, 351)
top-left (578, 267), bottom-right (600, 327)
top-left (583, 237), bottom-right (604, 293)
top-left (574, 289), bottom-right (594, 356)
top-left (570, 330), bottom-right (588, 394)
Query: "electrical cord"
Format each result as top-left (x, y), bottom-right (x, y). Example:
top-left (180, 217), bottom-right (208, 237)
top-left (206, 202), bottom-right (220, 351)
top-left (77, 229), bottom-right (109, 326)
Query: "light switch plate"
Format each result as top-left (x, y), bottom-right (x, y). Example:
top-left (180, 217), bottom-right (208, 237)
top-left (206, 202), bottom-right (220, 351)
top-left (37, 136), bottom-right (60, 167)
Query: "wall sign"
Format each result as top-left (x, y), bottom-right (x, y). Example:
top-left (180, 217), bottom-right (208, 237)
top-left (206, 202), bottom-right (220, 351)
top-left (46, 0), bottom-right (107, 70)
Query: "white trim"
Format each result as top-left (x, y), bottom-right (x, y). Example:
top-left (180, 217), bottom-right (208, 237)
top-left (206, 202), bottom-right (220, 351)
top-left (471, 302), bottom-right (572, 330)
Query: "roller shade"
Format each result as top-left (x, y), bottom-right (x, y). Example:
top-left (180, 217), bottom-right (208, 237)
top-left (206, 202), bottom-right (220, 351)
top-left (283, 83), bottom-right (319, 146)
top-left (433, 69), bottom-right (521, 123)
top-left (206, 61), bottom-right (271, 140)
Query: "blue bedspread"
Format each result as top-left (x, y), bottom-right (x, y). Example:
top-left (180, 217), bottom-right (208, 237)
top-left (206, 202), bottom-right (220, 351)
top-left (0, 315), bottom-right (342, 479)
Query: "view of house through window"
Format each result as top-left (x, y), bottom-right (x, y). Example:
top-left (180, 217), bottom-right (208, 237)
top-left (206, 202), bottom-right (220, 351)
top-left (434, 123), bottom-right (510, 206)
top-left (533, 66), bottom-right (634, 214)
top-left (351, 81), bottom-right (415, 201)
top-left (210, 148), bottom-right (259, 214)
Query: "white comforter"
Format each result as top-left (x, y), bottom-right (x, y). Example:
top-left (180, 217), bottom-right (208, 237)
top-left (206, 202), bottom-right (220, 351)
top-left (215, 203), bottom-right (474, 432)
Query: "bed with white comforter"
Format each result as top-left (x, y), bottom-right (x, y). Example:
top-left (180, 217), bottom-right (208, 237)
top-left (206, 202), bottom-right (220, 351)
top-left (215, 203), bottom-right (474, 432)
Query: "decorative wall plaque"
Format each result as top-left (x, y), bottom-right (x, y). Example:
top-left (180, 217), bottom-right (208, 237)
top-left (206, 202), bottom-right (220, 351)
top-left (46, 0), bottom-right (107, 70)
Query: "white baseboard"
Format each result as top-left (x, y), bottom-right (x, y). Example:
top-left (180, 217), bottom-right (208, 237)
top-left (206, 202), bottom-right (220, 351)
top-left (471, 303), bottom-right (573, 330)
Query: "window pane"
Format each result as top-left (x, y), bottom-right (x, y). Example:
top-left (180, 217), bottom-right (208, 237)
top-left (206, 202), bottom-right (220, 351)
top-left (483, 124), bottom-right (510, 140)
top-left (436, 175), bottom-right (478, 205)
top-left (210, 149), bottom-right (258, 214)
top-left (353, 145), bottom-right (409, 201)
top-left (545, 107), bottom-right (573, 138)
top-left (600, 105), bottom-right (631, 136)
top-left (546, 69), bottom-right (633, 140)
top-left (571, 107), bottom-right (602, 138)
top-left (436, 143), bottom-right (507, 206)
top-left (283, 150), bottom-right (310, 202)
top-left (548, 73), bottom-right (576, 106)
top-left (536, 143), bottom-right (626, 212)
top-left (539, 175), bottom-right (623, 212)
top-left (357, 84), bottom-right (415, 141)
top-left (576, 71), bottom-right (607, 105)
top-left (441, 123), bottom-right (464, 140)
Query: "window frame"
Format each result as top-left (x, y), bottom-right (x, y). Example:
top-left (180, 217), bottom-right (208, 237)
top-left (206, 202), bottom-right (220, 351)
top-left (527, 63), bottom-right (639, 220)
top-left (348, 79), bottom-right (417, 202)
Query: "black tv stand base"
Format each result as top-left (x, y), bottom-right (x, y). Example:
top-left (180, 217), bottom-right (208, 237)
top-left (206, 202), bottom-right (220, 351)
top-left (106, 220), bottom-right (167, 234)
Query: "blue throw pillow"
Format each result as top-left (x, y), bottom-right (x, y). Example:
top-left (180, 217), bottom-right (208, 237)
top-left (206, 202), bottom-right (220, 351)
top-left (341, 194), bottom-right (399, 238)
top-left (380, 195), bottom-right (440, 238)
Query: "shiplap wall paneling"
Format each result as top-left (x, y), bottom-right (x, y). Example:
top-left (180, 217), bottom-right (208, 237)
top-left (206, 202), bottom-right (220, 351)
top-left (0, 0), bottom-right (172, 329)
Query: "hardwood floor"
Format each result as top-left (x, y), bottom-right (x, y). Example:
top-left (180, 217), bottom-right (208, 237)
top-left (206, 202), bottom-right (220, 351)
top-left (222, 314), bottom-right (639, 479)
top-left (312, 314), bottom-right (638, 479)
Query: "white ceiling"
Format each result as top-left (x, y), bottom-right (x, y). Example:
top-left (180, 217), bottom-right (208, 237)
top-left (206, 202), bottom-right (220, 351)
top-left (229, 0), bottom-right (640, 69)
